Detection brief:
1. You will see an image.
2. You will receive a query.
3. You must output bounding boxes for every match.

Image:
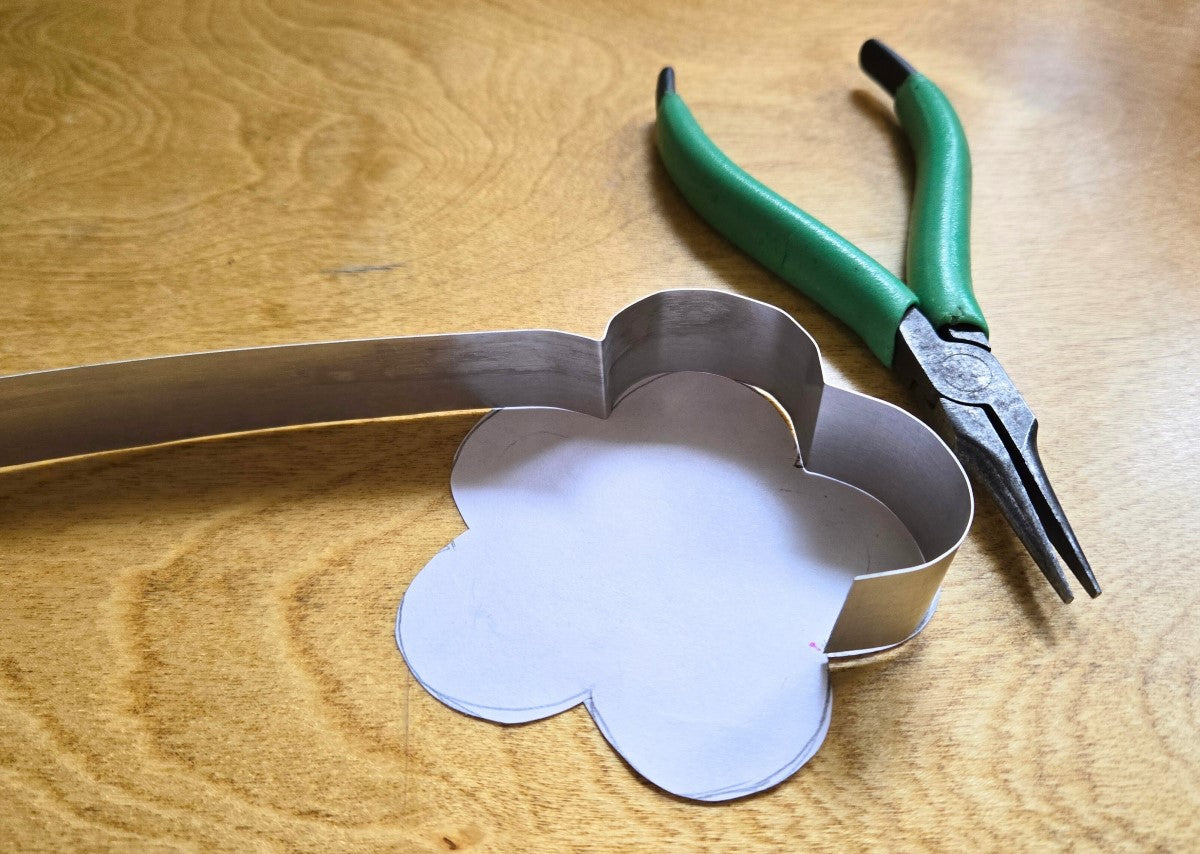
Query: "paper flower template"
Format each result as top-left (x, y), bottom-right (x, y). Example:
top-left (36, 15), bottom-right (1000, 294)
top-left (396, 371), bottom-right (923, 801)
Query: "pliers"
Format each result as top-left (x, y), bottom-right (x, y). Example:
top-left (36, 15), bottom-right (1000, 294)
top-left (654, 39), bottom-right (1100, 602)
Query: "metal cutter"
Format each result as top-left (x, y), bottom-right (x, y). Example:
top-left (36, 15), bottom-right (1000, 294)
top-left (0, 290), bottom-right (972, 653)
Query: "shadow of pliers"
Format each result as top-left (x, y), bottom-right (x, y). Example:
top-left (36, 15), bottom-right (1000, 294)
top-left (654, 39), bottom-right (1100, 602)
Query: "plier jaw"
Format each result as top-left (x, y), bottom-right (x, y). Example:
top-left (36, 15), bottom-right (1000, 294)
top-left (893, 309), bottom-right (1101, 602)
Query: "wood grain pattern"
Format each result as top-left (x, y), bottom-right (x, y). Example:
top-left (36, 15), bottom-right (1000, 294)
top-left (1, 1), bottom-right (1197, 850)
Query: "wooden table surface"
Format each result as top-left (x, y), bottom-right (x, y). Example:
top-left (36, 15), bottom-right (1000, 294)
top-left (2, 1), bottom-right (1197, 850)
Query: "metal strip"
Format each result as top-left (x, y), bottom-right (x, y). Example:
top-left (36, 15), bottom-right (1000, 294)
top-left (0, 289), bottom-right (971, 654)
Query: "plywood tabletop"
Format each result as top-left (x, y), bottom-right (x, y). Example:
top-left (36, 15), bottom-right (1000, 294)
top-left (1, 1), bottom-right (1197, 850)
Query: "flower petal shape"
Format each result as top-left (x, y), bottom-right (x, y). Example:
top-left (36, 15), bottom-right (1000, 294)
top-left (397, 371), bottom-right (924, 800)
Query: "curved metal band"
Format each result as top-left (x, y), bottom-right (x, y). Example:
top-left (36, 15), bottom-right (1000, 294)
top-left (0, 289), bottom-right (971, 654)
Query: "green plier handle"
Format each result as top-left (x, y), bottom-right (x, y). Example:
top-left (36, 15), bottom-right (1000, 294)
top-left (654, 39), bottom-right (988, 365)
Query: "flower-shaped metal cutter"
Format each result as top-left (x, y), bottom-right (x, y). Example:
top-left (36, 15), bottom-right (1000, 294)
top-left (0, 289), bottom-right (971, 654)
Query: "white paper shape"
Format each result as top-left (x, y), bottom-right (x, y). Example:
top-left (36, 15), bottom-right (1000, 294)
top-left (396, 371), bottom-right (923, 801)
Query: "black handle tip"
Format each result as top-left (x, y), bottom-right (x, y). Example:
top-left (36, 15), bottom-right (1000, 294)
top-left (859, 39), bottom-right (915, 96)
top-left (656, 67), bottom-right (676, 106)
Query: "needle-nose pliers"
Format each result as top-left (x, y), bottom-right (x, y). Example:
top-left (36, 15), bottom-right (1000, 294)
top-left (654, 39), bottom-right (1100, 602)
